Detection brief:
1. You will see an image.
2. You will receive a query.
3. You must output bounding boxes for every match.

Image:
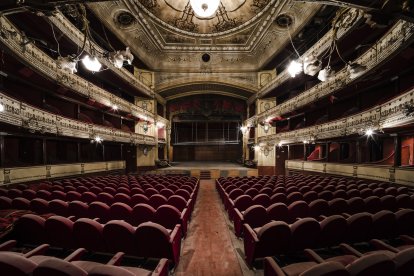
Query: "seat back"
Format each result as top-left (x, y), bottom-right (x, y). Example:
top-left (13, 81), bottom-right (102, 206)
top-left (301, 261), bottom-right (349, 276)
top-left (266, 203), bottom-right (289, 222)
top-left (89, 202), bottom-right (110, 223)
top-left (149, 194), bottom-right (168, 209)
top-left (45, 215), bottom-right (74, 248)
top-left (346, 253), bottom-right (394, 276)
top-left (394, 247), bottom-right (414, 276)
top-left (318, 215), bottom-right (347, 247)
top-left (244, 205), bottom-right (268, 228)
top-left (167, 195), bottom-right (187, 212)
top-left (33, 258), bottom-right (88, 276)
top-left (257, 221), bottom-right (291, 254)
top-left (103, 220), bottom-right (137, 255)
top-left (288, 201), bottom-right (310, 223)
top-left (14, 214), bottom-right (46, 244)
top-left (109, 202), bottom-right (132, 221)
top-left (73, 218), bottom-right (106, 252)
top-left (135, 222), bottom-right (172, 261)
top-left (346, 212), bottom-right (372, 243)
top-left (233, 195), bottom-right (253, 212)
top-left (154, 205), bottom-right (181, 230)
top-left (290, 218), bottom-right (321, 251)
top-left (131, 203), bottom-right (156, 226)
top-left (0, 252), bottom-right (38, 276)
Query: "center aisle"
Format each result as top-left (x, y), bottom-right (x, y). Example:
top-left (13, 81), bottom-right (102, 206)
top-left (175, 180), bottom-right (244, 276)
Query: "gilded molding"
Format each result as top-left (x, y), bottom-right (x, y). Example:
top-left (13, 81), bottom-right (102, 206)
top-left (0, 16), bottom-right (158, 122)
top-left (257, 20), bottom-right (414, 120)
top-left (49, 12), bottom-right (165, 104)
top-left (248, 8), bottom-right (364, 104)
top-left (257, 86), bottom-right (414, 144)
top-left (0, 92), bottom-right (156, 145)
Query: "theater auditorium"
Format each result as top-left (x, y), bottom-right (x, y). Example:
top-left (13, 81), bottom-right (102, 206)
top-left (0, 0), bottom-right (414, 275)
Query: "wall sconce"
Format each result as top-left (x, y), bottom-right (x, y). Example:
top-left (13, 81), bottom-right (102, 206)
top-left (156, 121), bottom-right (165, 129)
top-left (91, 135), bottom-right (103, 144)
top-left (253, 142), bottom-right (274, 157)
top-left (0, 103), bottom-right (4, 112)
top-left (139, 144), bottom-right (153, 156)
top-left (141, 121), bottom-right (149, 133)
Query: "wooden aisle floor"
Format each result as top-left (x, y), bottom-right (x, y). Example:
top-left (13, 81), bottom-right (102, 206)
top-left (174, 180), bottom-right (246, 276)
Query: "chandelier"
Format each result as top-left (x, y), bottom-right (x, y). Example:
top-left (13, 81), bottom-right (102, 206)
top-left (190, 0), bottom-right (221, 18)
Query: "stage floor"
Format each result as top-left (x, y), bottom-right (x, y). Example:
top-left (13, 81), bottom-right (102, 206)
top-left (159, 161), bottom-right (250, 170)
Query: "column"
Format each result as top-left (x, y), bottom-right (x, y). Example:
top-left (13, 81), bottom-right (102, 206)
top-left (393, 134), bottom-right (401, 167)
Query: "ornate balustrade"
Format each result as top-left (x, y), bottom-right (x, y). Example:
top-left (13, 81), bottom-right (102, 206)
top-left (0, 91), bottom-right (156, 145)
top-left (0, 16), bottom-right (156, 122)
top-left (257, 20), bottom-right (414, 121)
top-left (249, 8), bottom-right (364, 104)
top-left (286, 160), bottom-right (414, 186)
top-left (0, 161), bottom-right (125, 185)
top-left (49, 12), bottom-right (165, 105)
top-left (258, 86), bottom-right (414, 144)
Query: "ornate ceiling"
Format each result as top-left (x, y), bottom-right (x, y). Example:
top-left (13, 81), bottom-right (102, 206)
top-left (88, 0), bottom-right (320, 69)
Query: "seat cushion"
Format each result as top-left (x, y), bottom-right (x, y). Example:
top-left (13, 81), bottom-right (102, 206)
top-left (326, 255), bottom-right (358, 266)
top-left (283, 261), bottom-right (317, 276)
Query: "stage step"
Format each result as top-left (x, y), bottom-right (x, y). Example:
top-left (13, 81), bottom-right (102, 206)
top-left (199, 170), bottom-right (211, 180)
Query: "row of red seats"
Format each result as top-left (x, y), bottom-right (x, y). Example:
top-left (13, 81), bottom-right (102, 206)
top-left (233, 194), bottom-right (413, 236)
top-left (243, 208), bottom-right (414, 267)
top-left (0, 196), bottom-right (189, 236)
top-left (12, 214), bottom-right (182, 267)
top-left (0, 240), bottom-right (169, 276)
top-left (264, 236), bottom-right (414, 275)
top-left (0, 188), bottom-right (195, 210)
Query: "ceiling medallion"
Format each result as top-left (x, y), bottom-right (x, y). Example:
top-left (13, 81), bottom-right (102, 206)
top-left (275, 13), bottom-right (293, 28)
top-left (201, 53), bottom-right (211, 62)
top-left (190, 0), bottom-right (221, 18)
top-left (116, 11), bottom-right (136, 27)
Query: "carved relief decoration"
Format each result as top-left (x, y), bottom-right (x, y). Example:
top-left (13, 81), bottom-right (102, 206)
top-left (257, 20), bottom-right (414, 121)
top-left (257, 87), bottom-right (414, 144)
top-left (0, 92), bottom-right (156, 145)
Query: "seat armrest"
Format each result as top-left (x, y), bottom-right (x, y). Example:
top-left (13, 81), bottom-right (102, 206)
top-left (339, 243), bottom-right (363, 257)
top-left (152, 258), bottom-right (169, 276)
top-left (64, 248), bottom-right (87, 261)
top-left (342, 213), bottom-right (351, 218)
top-left (370, 239), bottom-right (399, 253)
top-left (169, 224), bottom-right (181, 243)
top-left (234, 208), bottom-right (244, 237)
top-left (107, 252), bottom-right (125, 265)
top-left (243, 223), bottom-right (259, 243)
top-left (24, 244), bottom-right (50, 258)
top-left (264, 257), bottom-right (285, 276)
top-left (0, 240), bottom-right (17, 251)
top-left (304, 248), bottom-right (325, 263)
top-left (400, 234), bottom-right (414, 245)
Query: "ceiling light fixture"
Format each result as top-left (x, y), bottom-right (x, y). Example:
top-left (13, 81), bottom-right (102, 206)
top-left (82, 55), bottom-right (102, 72)
top-left (348, 62), bottom-right (367, 79)
top-left (365, 129), bottom-right (374, 136)
top-left (109, 47), bottom-right (134, 69)
top-left (56, 56), bottom-right (77, 74)
top-left (317, 66), bottom-right (335, 82)
top-left (287, 26), bottom-right (303, 78)
top-left (112, 104), bottom-right (118, 111)
top-left (190, 0), bottom-right (220, 18)
top-left (303, 55), bottom-right (322, 76)
top-left (288, 60), bottom-right (303, 78)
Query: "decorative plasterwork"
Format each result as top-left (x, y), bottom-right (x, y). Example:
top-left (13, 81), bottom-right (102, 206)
top-left (155, 72), bottom-right (257, 93)
top-left (257, 87), bottom-right (414, 144)
top-left (0, 92), bottom-right (156, 145)
top-left (49, 12), bottom-right (165, 104)
top-left (257, 20), bottom-right (414, 121)
top-left (0, 161), bottom-right (125, 185)
top-left (286, 161), bottom-right (414, 186)
top-left (0, 16), bottom-right (156, 122)
top-left (88, 0), bottom-right (320, 71)
top-left (158, 82), bottom-right (254, 100)
top-left (248, 8), bottom-right (365, 104)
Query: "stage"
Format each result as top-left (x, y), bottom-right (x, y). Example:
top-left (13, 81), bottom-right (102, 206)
top-left (154, 161), bottom-right (258, 179)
